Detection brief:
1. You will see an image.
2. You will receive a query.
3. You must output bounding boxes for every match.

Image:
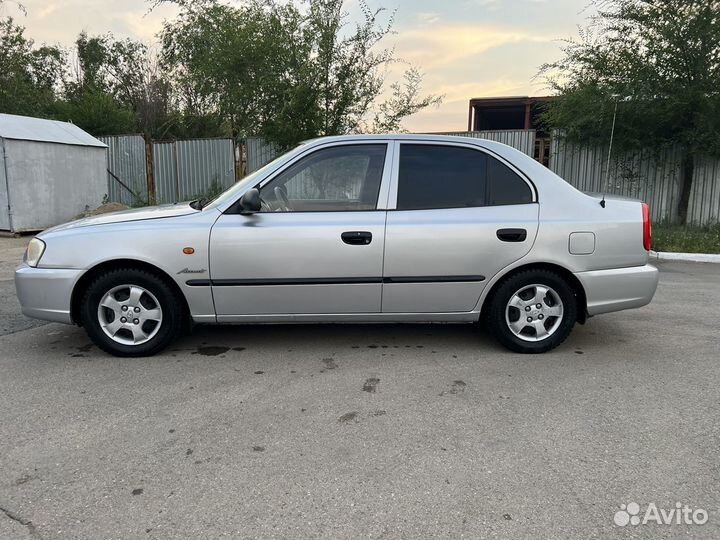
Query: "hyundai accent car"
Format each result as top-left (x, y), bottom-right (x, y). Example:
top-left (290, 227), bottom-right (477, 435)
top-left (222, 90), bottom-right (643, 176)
top-left (16, 135), bottom-right (659, 356)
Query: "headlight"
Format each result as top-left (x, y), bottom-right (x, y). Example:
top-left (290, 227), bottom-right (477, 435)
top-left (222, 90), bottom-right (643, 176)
top-left (25, 238), bottom-right (46, 268)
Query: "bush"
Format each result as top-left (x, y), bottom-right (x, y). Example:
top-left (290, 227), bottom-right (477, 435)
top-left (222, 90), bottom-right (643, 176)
top-left (652, 223), bottom-right (720, 254)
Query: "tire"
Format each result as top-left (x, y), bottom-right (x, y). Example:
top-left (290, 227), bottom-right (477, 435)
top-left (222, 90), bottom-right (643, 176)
top-left (79, 268), bottom-right (186, 357)
top-left (486, 269), bottom-right (577, 354)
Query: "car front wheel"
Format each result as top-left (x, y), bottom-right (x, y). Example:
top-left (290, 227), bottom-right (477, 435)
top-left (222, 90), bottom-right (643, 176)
top-left (487, 269), bottom-right (577, 353)
top-left (80, 268), bottom-right (186, 357)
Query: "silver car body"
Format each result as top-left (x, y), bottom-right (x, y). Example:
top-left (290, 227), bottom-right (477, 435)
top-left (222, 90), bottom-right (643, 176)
top-left (15, 134), bottom-right (659, 327)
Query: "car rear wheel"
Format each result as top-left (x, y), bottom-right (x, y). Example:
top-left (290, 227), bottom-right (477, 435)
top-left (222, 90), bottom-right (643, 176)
top-left (487, 269), bottom-right (577, 353)
top-left (80, 268), bottom-right (186, 357)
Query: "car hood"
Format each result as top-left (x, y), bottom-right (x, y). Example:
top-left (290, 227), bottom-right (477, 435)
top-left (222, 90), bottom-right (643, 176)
top-left (39, 203), bottom-right (199, 236)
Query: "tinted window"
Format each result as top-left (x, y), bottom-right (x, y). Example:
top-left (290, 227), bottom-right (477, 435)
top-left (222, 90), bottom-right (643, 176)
top-left (260, 145), bottom-right (386, 212)
top-left (397, 145), bottom-right (487, 210)
top-left (487, 156), bottom-right (533, 205)
top-left (397, 144), bottom-right (533, 210)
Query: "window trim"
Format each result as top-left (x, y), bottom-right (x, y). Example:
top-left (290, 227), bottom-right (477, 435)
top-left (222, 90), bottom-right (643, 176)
top-left (225, 141), bottom-right (393, 214)
top-left (387, 141), bottom-right (538, 211)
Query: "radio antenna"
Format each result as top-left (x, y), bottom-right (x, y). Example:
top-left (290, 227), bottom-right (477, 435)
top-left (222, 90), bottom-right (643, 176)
top-left (601, 99), bottom-right (619, 208)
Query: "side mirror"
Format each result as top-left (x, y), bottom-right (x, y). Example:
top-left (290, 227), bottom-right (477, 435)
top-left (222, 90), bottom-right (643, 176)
top-left (239, 188), bottom-right (261, 214)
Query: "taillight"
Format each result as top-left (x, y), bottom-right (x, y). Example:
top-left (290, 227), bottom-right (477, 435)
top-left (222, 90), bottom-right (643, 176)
top-left (642, 202), bottom-right (652, 251)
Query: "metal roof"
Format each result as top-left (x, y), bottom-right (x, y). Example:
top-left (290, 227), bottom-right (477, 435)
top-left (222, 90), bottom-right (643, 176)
top-left (0, 113), bottom-right (107, 148)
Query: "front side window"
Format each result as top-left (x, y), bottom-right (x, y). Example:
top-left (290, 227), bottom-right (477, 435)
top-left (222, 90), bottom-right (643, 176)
top-left (259, 144), bottom-right (387, 212)
top-left (396, 144), bottom-right (533, 210)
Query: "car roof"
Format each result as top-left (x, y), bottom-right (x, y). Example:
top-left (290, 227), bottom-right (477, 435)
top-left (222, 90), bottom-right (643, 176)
top-left (301, 133), bottom-right (519, 154)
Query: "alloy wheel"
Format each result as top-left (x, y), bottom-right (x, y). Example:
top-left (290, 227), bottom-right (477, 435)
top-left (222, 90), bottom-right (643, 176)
top-left (97, 284), bottom-right (163, 345)
top-left (505, 283), bottom-right (564, 342)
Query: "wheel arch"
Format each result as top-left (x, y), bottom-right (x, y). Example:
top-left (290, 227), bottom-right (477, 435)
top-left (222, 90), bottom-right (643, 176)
top-left (480, 262), bottom-right (588, 324)
top-left (70, 259), bottom-right (190, 325)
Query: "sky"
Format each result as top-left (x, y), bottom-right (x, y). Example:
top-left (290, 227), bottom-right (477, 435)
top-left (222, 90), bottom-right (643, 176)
top-left (4, 0), bottom-right (597, 132)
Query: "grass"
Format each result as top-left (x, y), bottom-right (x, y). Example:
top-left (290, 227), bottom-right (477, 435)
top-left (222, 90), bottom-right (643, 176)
top-left (652, 223), bottom-right (720, 254)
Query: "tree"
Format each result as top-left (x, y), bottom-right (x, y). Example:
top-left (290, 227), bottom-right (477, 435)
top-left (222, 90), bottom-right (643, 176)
top-left (541, 0), bottom-right (720, 224)
top-left (368, 67), bottom-right (442, 133)
top-left (158, 0), bottom-right (441, 148)
top-left (0, 17), bottom-right (65, 116)
top-left (61, 32), bottom-right (174, 137)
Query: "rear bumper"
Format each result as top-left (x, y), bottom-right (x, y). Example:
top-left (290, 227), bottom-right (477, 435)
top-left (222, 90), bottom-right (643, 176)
top-left (15, 264), bottom-right (82, 324)
top-left (574, 264), bottom-right (659, 316)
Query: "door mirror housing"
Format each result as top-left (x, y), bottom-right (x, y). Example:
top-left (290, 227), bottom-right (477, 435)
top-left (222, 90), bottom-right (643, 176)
top-left (239, 188), bottom-right (261, 214)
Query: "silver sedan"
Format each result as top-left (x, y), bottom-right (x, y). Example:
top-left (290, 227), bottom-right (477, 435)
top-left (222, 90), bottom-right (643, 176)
top-left (16, 135), bottom-right (659, 356)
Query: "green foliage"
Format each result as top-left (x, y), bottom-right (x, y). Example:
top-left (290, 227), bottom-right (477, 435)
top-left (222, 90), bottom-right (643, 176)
top-left (542, 0), bottom-right (720, 154)
top-left (653, 223), bottom-right (720, 254)
top-left (0, 17), bottom-right (65, 117)
top-left (369, 67), bottom-right (442, 133)
top-left (541, 0), bottom-right (720, 223)
top-left (53, 88), bottom-right (136, 136)
top-left (159, 0), bottom-right (441, 148)
top-left (2, 1), bottom-right (439, 146)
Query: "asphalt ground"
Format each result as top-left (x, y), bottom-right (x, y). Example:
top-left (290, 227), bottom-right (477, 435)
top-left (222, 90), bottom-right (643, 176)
top-left (1, 236), bottom-right (718, 539)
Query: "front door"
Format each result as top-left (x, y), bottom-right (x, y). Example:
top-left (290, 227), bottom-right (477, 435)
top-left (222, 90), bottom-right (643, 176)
top-left (209, 143), bottom-right (390, 318)
top-left (382, 142), bottom-right (539, 313)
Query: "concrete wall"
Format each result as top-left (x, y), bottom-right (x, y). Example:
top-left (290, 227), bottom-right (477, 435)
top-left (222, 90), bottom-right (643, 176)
top-left (2, 139), bottom-right (107, 232)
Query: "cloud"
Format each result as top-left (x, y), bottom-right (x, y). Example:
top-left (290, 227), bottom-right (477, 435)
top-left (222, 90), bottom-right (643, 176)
top-left (393, 24), bottom-right (555, 69)
top-left (417, 12), bottom-right (440, 25)
top-left (11, 0), bottom-right (178, 46)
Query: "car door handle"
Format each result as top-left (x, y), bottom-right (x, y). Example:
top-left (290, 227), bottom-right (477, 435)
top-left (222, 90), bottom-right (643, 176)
top-left (497, 228), bottom-right (527, 242)
top-left (341, 231), bottom-right (372, 245)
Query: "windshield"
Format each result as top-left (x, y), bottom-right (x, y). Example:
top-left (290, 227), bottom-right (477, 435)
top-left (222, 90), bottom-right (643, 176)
top-left (202, 146), bottom-right (301, 210)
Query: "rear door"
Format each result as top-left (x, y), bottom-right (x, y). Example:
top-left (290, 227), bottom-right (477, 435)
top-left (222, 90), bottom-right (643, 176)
top-left (209, 142), bottom-right (391, 318)
top-left (382, 141), bottom-right (539, 313)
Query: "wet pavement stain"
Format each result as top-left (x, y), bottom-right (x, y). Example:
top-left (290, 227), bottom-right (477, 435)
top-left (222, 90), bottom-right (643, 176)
top-left (370, 410), bottom-right (386, 417)
top-left (338, 412), bottom-right (359, 423)
top-left (440, 380), bottom-right (466, 396)
top-left (77, 343), bottom-right (93, 352)
top-left (363, 378), bottom-right (380, 393)
top-left (14, 474), bottom-right (34, 486)
top-left (195, 346), bottom-right (230, 356)
top-left (322, 358), bottom-right (338, 369)
top-left (252, 446), bottom-right (265, 452)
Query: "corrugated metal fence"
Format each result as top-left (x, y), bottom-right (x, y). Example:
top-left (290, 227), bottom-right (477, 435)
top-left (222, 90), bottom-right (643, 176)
top-left (549, 135), bottom-right (720, 225)
top-left (435, 130), bottom-right (537, 157)
top-left (153, 138), bottom-right (236, 203)
top-left (245, 137), bottom-right (281, 175)
top-left (104, 132), bottom-right (720, 224)
top-left (99, 135), bottom-right (148, 206)
top-left (100, 135), bottom-right (236, 205)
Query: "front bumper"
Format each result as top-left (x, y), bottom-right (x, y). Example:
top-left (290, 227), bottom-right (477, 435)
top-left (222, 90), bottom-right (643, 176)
top-left (15, 264), bottom-right (82, 324)
top-left (574, 263), bottom-right (659, 316)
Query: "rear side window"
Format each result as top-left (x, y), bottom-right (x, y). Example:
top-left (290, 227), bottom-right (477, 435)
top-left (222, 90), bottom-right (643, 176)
top-left (397, 145), bottom-right (487, 210)
top-left (487, 157), bottom-right (534, 205)
top-left (397, 144), bottom-right (533, 210)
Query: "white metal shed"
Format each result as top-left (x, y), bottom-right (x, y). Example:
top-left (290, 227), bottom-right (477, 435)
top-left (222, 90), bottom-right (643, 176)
top-left (0, 114), bottom-right (108, 232)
